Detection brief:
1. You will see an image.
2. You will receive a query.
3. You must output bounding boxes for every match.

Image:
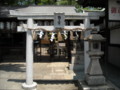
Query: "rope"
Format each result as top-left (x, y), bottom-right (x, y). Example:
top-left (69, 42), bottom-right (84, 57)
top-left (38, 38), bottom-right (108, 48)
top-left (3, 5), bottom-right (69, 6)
top-left (21, 24), bottom-right (97, 32)
top-left (21, 24), bottom-right (97, 40)
top-left (27, 27), bottom-right (97, 32)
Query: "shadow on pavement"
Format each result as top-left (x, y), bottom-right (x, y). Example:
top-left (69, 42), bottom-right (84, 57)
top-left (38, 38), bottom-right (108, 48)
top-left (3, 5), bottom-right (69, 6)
top-left (0, 63), bottom-right (25, 72)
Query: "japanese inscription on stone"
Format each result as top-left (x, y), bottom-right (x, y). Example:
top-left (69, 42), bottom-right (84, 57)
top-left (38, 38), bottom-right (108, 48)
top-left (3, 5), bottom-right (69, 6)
top-left (54, 13), bottom-right (65, 28)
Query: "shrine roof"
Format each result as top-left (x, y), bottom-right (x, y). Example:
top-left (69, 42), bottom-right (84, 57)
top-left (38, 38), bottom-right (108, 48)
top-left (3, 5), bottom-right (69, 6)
top-left (0, 6), bottom-right (105, 20)
top-left (0, 6), bottom-right (75, 16)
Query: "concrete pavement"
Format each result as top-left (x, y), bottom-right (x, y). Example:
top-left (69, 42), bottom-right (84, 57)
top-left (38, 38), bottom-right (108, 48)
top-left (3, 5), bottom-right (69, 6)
top-left (0, 62), bottom-right (82, 90)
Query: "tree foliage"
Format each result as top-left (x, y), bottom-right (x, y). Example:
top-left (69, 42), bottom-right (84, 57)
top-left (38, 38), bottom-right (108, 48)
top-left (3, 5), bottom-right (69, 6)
top-left (37, 0), bottom-right (56, 5)
top-left (0, 0), bottom-right (78, 6)
top-left (0, 0), bottom-right (35, 5)
top-left (56, 0), bottom-right (77, 5)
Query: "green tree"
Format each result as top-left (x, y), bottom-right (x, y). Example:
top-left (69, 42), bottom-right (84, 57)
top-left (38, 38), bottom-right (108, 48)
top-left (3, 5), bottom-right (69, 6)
top-left (57, 0), bottom-right (77, 5)
top-left (37, 0), bottom-right (56, 5)
top-left (18, 0), bottom-right (35, 5)
top-left (0, 0), bottom-right (35, 5)
top-left (0, 0), bottom-right (78, 6)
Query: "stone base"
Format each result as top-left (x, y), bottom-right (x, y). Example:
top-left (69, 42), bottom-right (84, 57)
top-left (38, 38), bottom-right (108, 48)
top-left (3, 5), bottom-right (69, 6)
top-left (22, 82), bottom-right (37, 90)
top-left (79, 81), bottom-right (115, 90)
top-left (69, 64), bottom-right (74, 70)
top-left (86, 75), bottom-right (106, 86)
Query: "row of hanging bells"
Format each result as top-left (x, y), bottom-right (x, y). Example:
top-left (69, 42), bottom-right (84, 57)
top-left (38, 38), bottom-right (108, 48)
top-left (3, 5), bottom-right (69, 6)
top-left (33, 31), bottom-right (81, 42)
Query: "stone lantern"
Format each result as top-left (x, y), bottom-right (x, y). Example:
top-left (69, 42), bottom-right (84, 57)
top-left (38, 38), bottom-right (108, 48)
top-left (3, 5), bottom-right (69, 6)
top-left (84, 31), bottom-right (106, 86)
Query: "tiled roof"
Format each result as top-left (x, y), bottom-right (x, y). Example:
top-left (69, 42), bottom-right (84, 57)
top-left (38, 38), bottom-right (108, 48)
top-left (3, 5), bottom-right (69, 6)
top-left (0, 6), bottom-right (105, 20)
top-left (84, 34), bottom-right (105, 41)
top-left (0, 6), bottom-right (77, 16)
top-left (15, 6), bottom-right (76, 14)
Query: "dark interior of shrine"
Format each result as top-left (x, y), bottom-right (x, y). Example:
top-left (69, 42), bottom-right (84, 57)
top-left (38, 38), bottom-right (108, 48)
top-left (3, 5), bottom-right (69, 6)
top-left (0, 17), bottom-right (104, 62)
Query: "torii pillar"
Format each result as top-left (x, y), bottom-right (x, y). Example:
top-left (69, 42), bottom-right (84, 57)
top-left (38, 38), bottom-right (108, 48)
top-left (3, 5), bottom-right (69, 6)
top-left (84, 17), bottom-right (91, 74)
top-left (22, 18), bottom-right (37, 90)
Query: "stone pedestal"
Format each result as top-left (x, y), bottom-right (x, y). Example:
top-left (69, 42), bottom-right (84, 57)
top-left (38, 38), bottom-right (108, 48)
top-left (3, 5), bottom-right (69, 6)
top-left (82, 51), bottom-right (114, 90)
top-left (86, 52), bottom-right (106, 86)
top-left (80, 81), bottom-right (115, 90)
top-left (22, 82), bottom-right (37, 90)
top-left (86, 75), bottom-right (106, 86)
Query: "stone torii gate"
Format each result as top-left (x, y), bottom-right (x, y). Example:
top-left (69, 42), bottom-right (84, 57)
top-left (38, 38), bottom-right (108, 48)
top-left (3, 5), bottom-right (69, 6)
top-left (17, 13), bottom-right (100, 90)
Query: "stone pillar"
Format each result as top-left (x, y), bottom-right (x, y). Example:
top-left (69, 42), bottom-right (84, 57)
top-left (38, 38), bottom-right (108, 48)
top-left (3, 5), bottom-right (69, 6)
top-left (69, 20), bottom-right (75, 70)
top-left (84, 17), bottom-right (91, 74)
top-left (69, 42), bottom-right (76, 70)
top-left (22, 18), bottom-right (37, 90)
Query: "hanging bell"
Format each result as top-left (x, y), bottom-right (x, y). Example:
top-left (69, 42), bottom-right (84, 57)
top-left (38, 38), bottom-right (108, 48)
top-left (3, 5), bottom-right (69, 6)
top-left (70, 31), bottom-right (74, 40)
top-left (42, 32), bottom-right (50, 44)
top-left (58, 32), bottom-right (63, 41)
top-left (32, 31), bottom-right (37, 40)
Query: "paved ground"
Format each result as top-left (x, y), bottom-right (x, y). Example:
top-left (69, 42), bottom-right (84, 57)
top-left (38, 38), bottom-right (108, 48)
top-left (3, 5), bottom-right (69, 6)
top-left (0, 61), bottom-right (120, 90)
top-left (0, 62), bottom-right (83, 90)
top-left (34, 62), bottom-right (75, 80)
top-left (37, 81), bottom-right (78, 90)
